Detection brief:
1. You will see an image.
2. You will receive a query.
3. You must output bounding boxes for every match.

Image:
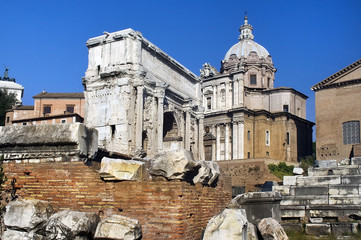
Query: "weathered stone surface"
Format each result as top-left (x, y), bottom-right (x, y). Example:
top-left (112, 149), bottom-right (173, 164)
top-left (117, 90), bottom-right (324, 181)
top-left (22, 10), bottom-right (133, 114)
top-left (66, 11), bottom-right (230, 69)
top-left (231, 192), bottom-right (282, 224)
top-left (149, 149), bottom-right (199, 180)
top-left (283, 176), bottom-right (297, 186)
top-left (339, 158), bottom-right (351, 165)
top-left (193, 160), bottom-right (219, 185)
top-left (296, 175), bottom-right (341, 186)
top-left (257, 218), bottom-right (288, 240)
top-left (293, 167), bottom-right (304, 175)
top-left (0, 123), bottom-right (98, 160)
top-left (2, 229), bottom-right (45, 240)
top-left (247, 222), bottom-right (259, 240)
top-left (351, 157), bottom-right (361, 165)
top-left (291, 186), bottom-right (328, 196)
top-left (94, 215), bottom-right (141, 240)
top-left (305, 223), bottom-right (331, 235)
top-left (46, 210), bottom-right (100, 240)
top-left (4, 199), bottom-right (53, 232)
top-left (99, 157), bottom-right (144, 181)
top-left (203, 208), bottom-right (248, 240)
top-left (316, 160), bottom-right (337, 168)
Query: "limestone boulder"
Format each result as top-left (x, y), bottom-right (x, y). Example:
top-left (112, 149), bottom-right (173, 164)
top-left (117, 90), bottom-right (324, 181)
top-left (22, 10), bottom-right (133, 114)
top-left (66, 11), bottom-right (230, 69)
top-left (94, 215), bottom-right (142, 240)
top-left (45, 210), bottom-right (100, 240)
top-left (293, 167), bottom-right (304, 175)
top-left (193, 161), bottom-right (220, 185)
top-left (2, 229), bottom-right (45, 240)
top-left (149, 149), bottom-right (199, 180)
top-left (247, 222), bottom-right (259, 240)
top-left (203, 208), bottom-right (248, 240)
top-left (257, 218), bottom-right (288, 240)
top-left (4, 199), bottom-right (53, 232)
top-left (100, 157), bottom-right (144, 181)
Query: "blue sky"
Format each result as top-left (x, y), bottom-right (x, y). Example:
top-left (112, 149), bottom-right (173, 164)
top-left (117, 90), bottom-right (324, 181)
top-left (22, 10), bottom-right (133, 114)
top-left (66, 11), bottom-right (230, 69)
top-left (1, 0), bottom-right (361, 137)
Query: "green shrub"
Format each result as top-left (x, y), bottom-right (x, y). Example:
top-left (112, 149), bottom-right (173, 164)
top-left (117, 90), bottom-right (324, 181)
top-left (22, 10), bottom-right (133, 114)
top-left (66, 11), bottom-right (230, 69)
top-left (268, 162), bottom-right (294, 180)
top-left (299, 155), bottom-right (316, 176)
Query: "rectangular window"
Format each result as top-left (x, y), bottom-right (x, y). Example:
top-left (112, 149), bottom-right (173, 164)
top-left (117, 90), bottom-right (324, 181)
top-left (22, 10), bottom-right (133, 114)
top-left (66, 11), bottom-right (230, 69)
top-left (247, 130), bottom-right (251, 141)
top-left (266, 130), bottom-right (270, 146)
top-left (61, 119), bottom-right (67, 124)
top-left (66, 105), bottom-right (74, 113)
top-left (6, 117), bottom-right (10, 123)
top-left (250, 74), bottom-right (257, 85)
top-left (206, 97), bottom-right (212, 110)
top-left (43, 105), bottom-right (51, 114)
top-left (247, 152), bottom-right (251, 158)
top-left (343, 121), bottom-right (360, 145)
top-left (286, 132), bottom-right (290, 145)
top-left (283, 105), bottom-right (289, 112)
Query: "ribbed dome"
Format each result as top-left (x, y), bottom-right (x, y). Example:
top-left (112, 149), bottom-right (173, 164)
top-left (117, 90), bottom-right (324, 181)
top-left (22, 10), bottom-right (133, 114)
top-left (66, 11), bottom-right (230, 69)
top-left (224, 40), bottom-right (271, 61)
top-left (223, 16), bottom-right (271, 62)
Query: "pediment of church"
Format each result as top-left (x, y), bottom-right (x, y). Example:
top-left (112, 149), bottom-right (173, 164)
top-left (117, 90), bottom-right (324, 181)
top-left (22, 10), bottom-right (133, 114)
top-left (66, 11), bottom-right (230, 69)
top-left (312, 59), bottom-right (361, 91)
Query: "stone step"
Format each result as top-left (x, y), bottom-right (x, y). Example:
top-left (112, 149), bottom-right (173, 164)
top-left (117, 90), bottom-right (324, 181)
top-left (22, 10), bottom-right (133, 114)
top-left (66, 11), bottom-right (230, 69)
top-left (296, 175), bottom-right (341, 186)
top-left (329, 195), bottom-right (361, 205)
top-left (281, 195), bottom-right (329, 206)
top-left (308, 165), bottom-right (361, 176)
top-left (329, 184), bottom-right (360, 195)
top-left (290, 186), bottom-right (328, 196)
top-left (351, 157), bottom-right (361, 165)
top-left (341, 175), bottom-right (361, 184)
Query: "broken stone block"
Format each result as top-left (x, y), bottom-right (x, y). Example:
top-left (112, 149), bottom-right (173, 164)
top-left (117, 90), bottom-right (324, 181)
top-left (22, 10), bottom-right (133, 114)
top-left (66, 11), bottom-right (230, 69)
top-left (247, 222), bottom-right (259, 240)
top-left (149, 149), bottom-right (199, 181)
top-left (193, 160), bottom-right (219, 185)
top-left (231, 191), bottom-right (282, 224)
top-left (4, 199), bottom-right (54, 232)
top-left (0, 123), bottom-right (98, 161)
top-left (203, 208), bottom-right (248, 240)
top-left (305, 223), bottom-right (331, 235)
top-left (257, 218), bottom-right (288, 240)
top-left (99, 157), bottom-right (144, 181)
top-left (94, 215), bottom-right (142, 240)
top-left (2, 229), bottom-right (45, 240)
top-left (293, 167), bottom-right (304, 175)
top-left (283, 176), bottom-right (297, 186)
top-left (46, 210), bottom-right (100, 240)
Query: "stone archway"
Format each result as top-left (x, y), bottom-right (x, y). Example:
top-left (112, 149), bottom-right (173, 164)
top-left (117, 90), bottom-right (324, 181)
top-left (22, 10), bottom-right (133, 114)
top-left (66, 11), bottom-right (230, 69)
top-left (163, 112), bottom-right (182, 151)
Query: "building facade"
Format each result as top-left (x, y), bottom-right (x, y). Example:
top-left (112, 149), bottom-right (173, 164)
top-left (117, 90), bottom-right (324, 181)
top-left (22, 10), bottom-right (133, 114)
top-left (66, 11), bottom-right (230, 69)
top-left (83, 29), bottom-right (204, 159)
top-left (200, 17), bottom-right (313, 162)
top-left (0, 67), bottom-right (24, 105)
top-left (5, 92), bottom-right (84, 126)
top-left (312, 59), bottom-right (361, 161)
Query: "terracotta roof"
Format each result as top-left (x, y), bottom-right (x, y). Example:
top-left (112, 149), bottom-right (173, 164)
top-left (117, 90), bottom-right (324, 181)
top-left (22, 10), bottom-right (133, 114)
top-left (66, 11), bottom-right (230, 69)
top-left (311, 59), bottom-right (361, 91)
top-left (33, 92), bottom-right (84, 98)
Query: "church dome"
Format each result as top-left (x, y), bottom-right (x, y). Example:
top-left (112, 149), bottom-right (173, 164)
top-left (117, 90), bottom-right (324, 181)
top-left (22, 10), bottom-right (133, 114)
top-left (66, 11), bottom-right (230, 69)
top-left (221, 16), bottom-right (273, 74)
top-left (223, 38), bottom-right (271, 62)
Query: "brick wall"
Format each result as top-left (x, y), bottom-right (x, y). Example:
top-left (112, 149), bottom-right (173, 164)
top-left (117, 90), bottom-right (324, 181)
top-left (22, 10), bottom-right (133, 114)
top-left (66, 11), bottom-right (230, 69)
top-left (3, 161), bottom-right (231, 240)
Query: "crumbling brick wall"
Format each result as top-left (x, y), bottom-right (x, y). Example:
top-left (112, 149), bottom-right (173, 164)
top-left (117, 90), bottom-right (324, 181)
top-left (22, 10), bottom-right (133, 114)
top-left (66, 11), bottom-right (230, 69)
top-left (3, 160), bottom-right (231, 240)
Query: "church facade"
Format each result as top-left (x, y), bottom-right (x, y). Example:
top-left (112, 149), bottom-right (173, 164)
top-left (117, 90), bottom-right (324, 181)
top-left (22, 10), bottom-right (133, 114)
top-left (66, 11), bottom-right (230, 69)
top-left (312, 59), bottom-right (361, 161)
top-left (200, 17), bottom-right (313, 162)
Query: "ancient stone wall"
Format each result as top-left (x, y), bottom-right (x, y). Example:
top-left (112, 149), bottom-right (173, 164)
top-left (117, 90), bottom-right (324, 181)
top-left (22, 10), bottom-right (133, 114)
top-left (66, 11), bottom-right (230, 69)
top-left (3, 160), bottom-right (231, 240)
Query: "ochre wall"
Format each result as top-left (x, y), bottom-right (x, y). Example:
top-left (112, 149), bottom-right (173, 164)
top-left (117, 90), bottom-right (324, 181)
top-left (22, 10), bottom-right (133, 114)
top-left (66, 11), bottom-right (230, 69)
top-left (315, 85), bottom-right (361, 161)
top-left (3, 161), bottom-right (231, 240)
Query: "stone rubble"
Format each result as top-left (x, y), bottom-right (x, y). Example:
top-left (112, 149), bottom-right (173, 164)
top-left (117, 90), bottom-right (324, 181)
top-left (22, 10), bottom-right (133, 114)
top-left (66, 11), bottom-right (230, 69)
top-left (46, 210), bottom-right (100, 240)
top-left (257, 217), bottom-right (288, 240)
top-left (149, 149), bottom-right (199, 181)
top-left (99, 157), bottom-right (144, 181)
top-left (94, 215), bottom-right (142, 240)
top-left (193, 160), bottom-right (220, 185)
top-left (203, 208), bottom-right (248, 240)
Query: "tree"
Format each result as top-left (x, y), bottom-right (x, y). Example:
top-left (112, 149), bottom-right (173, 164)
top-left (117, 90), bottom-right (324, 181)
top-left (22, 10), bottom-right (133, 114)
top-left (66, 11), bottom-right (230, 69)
top-left (0, 89), bottom-right (16, 126)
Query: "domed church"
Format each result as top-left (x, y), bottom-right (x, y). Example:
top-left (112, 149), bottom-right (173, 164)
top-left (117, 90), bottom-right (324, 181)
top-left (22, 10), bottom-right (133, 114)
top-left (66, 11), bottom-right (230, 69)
top-left (200, 16), bottom-right (314, 162)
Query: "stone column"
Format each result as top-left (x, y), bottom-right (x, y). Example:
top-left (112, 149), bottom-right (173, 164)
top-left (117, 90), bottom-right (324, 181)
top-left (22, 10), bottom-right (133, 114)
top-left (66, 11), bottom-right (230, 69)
top-left (216, 85), bottom-right (221, 109)
top-left (225, 123), bottom-right (230, 160)
top-left (198, 116), bottom-right (204, 161)
top-left (216, 124), bottom-right (221, 161)
top-left (225, 82), bottom-right (230, 109)
top-left (185, 109), bottom-right (191, 151)
top-left (232, 121), bottom-right (238, 159)
top-left (157, 95), bottom-right (164, 152)
top-left (135, 85), bottom-right (144, 150)
top-left (238, 121), bottom-right (244, 159)
top-left (212, 84), bottom-right (217, 110)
